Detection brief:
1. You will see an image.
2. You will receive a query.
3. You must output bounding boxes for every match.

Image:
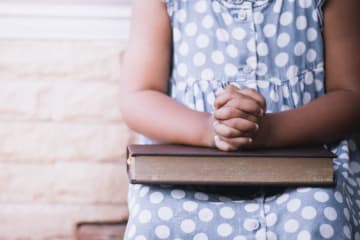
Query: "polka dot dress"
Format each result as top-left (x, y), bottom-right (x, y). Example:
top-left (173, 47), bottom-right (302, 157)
top-left (124, 0), bottom-right (360, 239)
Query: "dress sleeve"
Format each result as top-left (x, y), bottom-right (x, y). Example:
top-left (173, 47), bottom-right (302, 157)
top-left (162, 0), bottom-right (175, 18)
top-left (316, 0), bottom-right (326, 30)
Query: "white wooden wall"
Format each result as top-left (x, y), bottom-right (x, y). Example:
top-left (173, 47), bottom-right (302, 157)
top-left (0, 0), bottom-right (131, 40)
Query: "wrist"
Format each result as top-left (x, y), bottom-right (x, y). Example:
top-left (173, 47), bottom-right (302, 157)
top-left (252, 113), bottom-right (275, 148)
top-left (201, 112), bottom-right (217, 148)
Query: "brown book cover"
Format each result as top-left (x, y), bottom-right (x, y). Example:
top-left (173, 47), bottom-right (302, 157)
top-left (127, 144), bottom-right (336, 186)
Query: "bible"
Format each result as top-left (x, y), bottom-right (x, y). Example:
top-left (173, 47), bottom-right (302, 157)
top-left (126, 144), bottom-right (335, 186)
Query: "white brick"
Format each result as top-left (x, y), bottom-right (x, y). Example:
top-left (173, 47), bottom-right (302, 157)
top-left (53, 162), bottom-right (128, 204)
top-left (0, 40), bottom-right (124, 82)
top-left (38, 81), bottom-right (123, 122)
top-left (0, 80), bottom-right (48, 120)
top-left (0, 163), bottom-right (129, 204)
top-left (0, 203), bottom-right (128, 240)
top-left (0, 122), bottom-right (132, 162)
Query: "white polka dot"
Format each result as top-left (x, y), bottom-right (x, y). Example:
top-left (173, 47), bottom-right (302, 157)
top-left (222, 12), bottom-right (233, 25)
top-left (139, 186), bottom-right (149, 197)
top-left (324, 207), bottom-right (337, 221)
top-left (284, 219), bottom-right (299, 233)
top-left (273, 0), bottom-right (282, 13)
top-left (344, 208), bottom-right (350, 221)
top-left (334, 191), bottom-right (344, 203)
top-left (217, 223), bottom-right (233, 237)
top-left (294, 42), bottom-right (306, 56)
top-left (287, 65), bottom-right (299, 80)
top-left (275, 52), bottom-right (289, 67)
top-left (198, 208), bottom-right (214, 222)
top-left (255, 229), bottom-right (266, 240)
top-left (127, 224), bottom-right (136, 238)
top-left (257, 62), bottom-right (268, 76)
top-left (185, 22), bottom-right (197, 37)
top-left (276, 193), bottom-right (290, 204)
top-left (296, 16), bottom-right (307, 30)
top-left (194, 233), bottom-right (208, 240)
top-left (307, 28), bottom-right (318, 42)
top-left (297, 187), bottom-right (311, 193)
top-left (280, 11), bottom-right (293, 26)
top-left (267, 231), bottom-right (277, 240)
top-left (220, 206), bottom-right (235, 219)
top-left (315, 79), bottom-right (323, 91)
top-left (246, 56), bottom-right (257, 69)
top-left (297, 230), bottom-right (311, 240)
top-left (244, 203), bottom-right (260, 212)
top-left (181, 219), bottom-right (196, 233)
top-left (202, 15), bottom-right (214, 29)
top-left (212, 1), bottom-right (221, 12)
top-left (195, 0), bottom-right (207, 13)
top-left (254, 12), bottom-right (264, 24)
top-left (233, 236), bottom-right (247, 240)
top-left (314, 191), bottom-right (329, 202)
top-left (270, 89), bottom-right (279, 102)
top-left (226, 45), bottom-right (238, 58)
top-left (155, 225), bottom-right (170, 239)
top-left (138, 210), bottom-right (152, 223)
top-left (232, 27), bottom-right (247, 40)
top-left (201, 68), bottom-right (214, 80)
top-left (304, 71), bottom-right (314, 85)
top-left (196, 34), bottom-right (210, 48)
top-left (344, 226), bottom-right (351, 239)
top-left (193, 52), bottom-right (206, 66)
top-left (244, 218), bottom-right (260, 231)
top-left (299, 0), bottom-right (312, 8)
top-left (183, 201), bottom-right (198, 212)
top-left (292, 92), bottom-right (300, 105)
top-left (307, 49), bottom-right (317, 62)
top-left (158, 207), bottom-right (173, 221)
top-left (211, 51), bottom-right (225, 64)
top-left (179, 42), bottom-right (189, 56)
top-left (247, 39), bottom-right (256, 52)
top-left (175, 9), bottom-right (187, 22)
top-left (194, 192), bottom-right (209, 201)
top-left (277, 32), bottom-right (291, 48)
top-left (132, 204), bottom-right (140, 217)
top-left (265, 213), bottom-right (278, 227)
top-left (301, 206), bottom-right (317, 220)
top-left (171, 189), bottom-right (186, 199)
top-left (134, 235), bottom-right (146, 240)
top-left (224, 64), bottom-right (238, 77)
top-left (287, 199), bottom-right (302, 212)
top-left (177, 63), bottom-right (188, 77)
top-left (320, 224), bottom-right (334, 239)
top-left (150, 192), bottom-right (164, 204)
top-left (216, 28), bottom-right (230, 42)
top-left (173, 28), bottom-right (181, 42)
top-left (257, 42), bottom-right (269, 56)
top-left (303, 92), bottom-right (312, 104)
top-left (264, 24), bottom-right (277, 38)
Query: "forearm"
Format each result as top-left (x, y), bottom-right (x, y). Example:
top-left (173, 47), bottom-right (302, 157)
top-left (255, 90), bottom-right (360, 147)
top-left (121, 90), bottom-right (214, 147)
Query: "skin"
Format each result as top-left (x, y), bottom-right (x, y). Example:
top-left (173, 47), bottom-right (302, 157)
top-left (120, 0), bottom-right (360, 151)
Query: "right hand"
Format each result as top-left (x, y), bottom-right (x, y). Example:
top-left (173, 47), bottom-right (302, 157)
top-left (212, 85), bottom-right (267, 151)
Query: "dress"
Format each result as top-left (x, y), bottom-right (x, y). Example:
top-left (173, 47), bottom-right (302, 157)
top-left (124, 0), bottom-right (360, 239)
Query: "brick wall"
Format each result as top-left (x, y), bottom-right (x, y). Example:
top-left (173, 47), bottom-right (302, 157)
top-left (0, 40), bottom-right (134, 240)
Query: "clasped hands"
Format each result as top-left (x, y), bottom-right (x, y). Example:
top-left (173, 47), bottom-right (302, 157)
top-left (211, 85), bottom-right (267, 151)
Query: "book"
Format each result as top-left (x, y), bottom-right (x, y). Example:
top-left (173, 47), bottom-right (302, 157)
top-left (126, 144), bottom-right (336, 186)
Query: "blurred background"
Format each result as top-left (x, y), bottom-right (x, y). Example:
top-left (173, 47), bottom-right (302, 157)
top-left (0, 0), bottom-right (134, 239)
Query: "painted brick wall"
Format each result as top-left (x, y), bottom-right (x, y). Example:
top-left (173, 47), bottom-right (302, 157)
top-left (0, 40), bottom-right (134, 240)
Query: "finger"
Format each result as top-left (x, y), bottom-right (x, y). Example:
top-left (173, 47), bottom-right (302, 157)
top-left (214, 106), bottom-right (259, 123)
top-left (219, 136), bottom-right (253, 147)
top-left (214, 135), bottom-right (238, 152)
top-left (225, 97), bottom-right (264, 117)
top-left (221, 118), bottom-right (260, 133)
top-left (239, 88), bottom-right (267, 113)
top-left (214, 122), bottom-right (253, 138)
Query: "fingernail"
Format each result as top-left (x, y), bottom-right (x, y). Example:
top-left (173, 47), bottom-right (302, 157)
top-left (255, 124), bottom-right (260, 131)
top-left (248, 138), bottom-right (253, 143)
top-left (259, 108), bottom-right (264, 116)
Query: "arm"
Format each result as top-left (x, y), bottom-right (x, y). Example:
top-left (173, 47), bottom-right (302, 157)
top-left (254, 0), bottom-right (360, 147)
top-left (119, 0), bottom-right (214, 147)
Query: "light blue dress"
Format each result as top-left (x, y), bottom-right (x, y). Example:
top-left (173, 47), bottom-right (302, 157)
top-left (125, 0), bottom-right (360, 239)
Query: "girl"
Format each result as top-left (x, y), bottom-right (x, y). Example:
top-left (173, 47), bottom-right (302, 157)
top-left (120, 0), bottom-right (360, 239)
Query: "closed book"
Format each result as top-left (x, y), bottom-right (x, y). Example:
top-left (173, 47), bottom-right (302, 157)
top-left (126, 144), bottom-right (336, 186)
